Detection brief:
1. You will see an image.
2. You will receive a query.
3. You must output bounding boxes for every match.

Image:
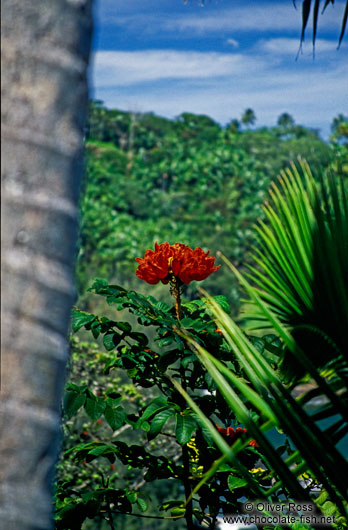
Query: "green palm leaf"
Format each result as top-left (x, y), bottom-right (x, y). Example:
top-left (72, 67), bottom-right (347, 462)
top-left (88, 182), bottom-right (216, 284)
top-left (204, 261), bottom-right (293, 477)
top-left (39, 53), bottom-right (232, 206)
top-left (176, 163), bottom-right (348, 520)
top-left (243, 160), bottom-right (348, 381)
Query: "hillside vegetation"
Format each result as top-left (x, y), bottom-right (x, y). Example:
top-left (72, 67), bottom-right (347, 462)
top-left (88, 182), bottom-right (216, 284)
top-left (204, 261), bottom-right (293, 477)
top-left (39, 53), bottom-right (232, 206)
top-left (77, 101), bottom-right (346, 314)
top-left (55, 103), bottom-right (348, 530)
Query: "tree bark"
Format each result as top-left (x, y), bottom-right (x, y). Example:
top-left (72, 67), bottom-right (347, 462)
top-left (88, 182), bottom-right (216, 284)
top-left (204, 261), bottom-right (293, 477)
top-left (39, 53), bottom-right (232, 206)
top-left (0, 1), bottom-right (93, 528)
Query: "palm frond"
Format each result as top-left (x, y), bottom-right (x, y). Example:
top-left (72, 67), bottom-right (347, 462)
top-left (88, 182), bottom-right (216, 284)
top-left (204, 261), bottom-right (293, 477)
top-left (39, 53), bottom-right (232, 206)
top-left (176, 164), bottom-right (348, 519)
top-left (296, 0), bottom-right (347, 53)
top-left (243, 160), bottom-right (347, 380)
top-left (185, 292), bottom-right (348, 517)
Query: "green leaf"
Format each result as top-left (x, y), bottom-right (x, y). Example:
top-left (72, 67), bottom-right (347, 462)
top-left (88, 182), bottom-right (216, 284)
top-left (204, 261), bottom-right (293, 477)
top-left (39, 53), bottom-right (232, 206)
top-left (105, 394), bottom-right (122, 405)
top-left (85, 398), bottom-right (106, 421)
top-left (212, 295), bottom-right (231, 314)
top-left (190, 321), bottom-right (208, 332)
top-left (321, 501), bottom-right (337, 517)
top-left (89, 278), bottom-right (108, 291)
top-left (227, 475), bottom-right (248, 491)
top-left (198, 272), bottom-right (348, 505)
top-left (175, 412), bottom-right (197, 445)
top-left (180, 317), bottom-right (195, 328)
top-left (316, 490), bottom-right (329, 505)
top-left (104, 405), bottom-right (126, 431)
top-left (217, 463), bottom-right (235, 473)
top-left (338, 0), bottom-right (348, 48)
top-left (180, 317), bottom-right (206, 332)
top-left (125, 491), bottom-right (137, 504)
top-left (115, 321), bottom-right (132, 333)
top-left (181, 354), bottom-right (197, 369)
top-left (91, 323), bottom-right (101, 339)
top-left (248, 336), bottom-right (265, 353)
top-left (55, 501), bottom-right (87, 527)
top-left (104, 357), bottom-right (119, 373)
top-left (136, 497), bottom-right (148, 512)
top-left (155, 301), bottom-right (171, 313)
top-left (263, 334), bottom-right (282, 354)
top-left (158, 350), bottom-right (179, 372)
top-left (66, 382), bottom-right (87, 393)
top-left (88, 444), bottom-right (116, 458)
top-left (182, 300), bottom-right (204, 312)
top-left (103, 332), bottom-right (122, 351)
top-left (129, 332), bottom-right (148, 346)
top-left (149, 408), bottom-right (175, 438)
top-left (141, 421), bottom-right (150, 432)
top-left (202, 295), bottom-right (230, 314)
top-left (194, 415), bottom-right (214, 446)
top-left (141, 397), bottom-right (169, 421)
top-left (64, 391), bottom-right (86, 418)
top-left (127, 367), bottom-right (138, 378)
top-left (157, 336), bottom-right (174, 347)
top-left (72, 311), bottom-right (96, 332)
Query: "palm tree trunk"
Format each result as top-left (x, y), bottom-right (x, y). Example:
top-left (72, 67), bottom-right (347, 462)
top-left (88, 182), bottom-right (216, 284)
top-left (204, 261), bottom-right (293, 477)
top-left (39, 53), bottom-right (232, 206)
top-left (0, 1), bottom-right (93, 528)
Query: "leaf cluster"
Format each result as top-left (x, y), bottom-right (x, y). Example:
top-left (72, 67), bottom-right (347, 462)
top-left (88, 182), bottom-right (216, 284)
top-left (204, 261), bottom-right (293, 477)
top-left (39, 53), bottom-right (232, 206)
top-left (56, 281), bottom-right (292, 529)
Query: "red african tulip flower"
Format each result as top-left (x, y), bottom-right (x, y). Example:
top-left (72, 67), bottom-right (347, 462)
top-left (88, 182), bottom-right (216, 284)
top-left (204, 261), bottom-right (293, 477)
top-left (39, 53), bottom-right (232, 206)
top-left (135, 242), bottom-right (220, 285)
top-left (216, 425), bottom-right (258, 447)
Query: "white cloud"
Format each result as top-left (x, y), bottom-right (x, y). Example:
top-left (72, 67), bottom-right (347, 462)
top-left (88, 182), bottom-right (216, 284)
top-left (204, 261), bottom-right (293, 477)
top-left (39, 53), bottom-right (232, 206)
top-left (91, 1), bottom-right (348, 138)
top-left (173, 4), bottom-right (299, 33)
top-left (92, 50), bottom-right (264, 87)
top-left (175, 3), bottom-right (345, 34)
top-left (91, 48), bottom-right (348, 137)
top-left (95, 71), bottom-right (347, 125)
top-left (259, 37), bottom-right (339, 55)
top-left (226, 38), bottom-right (239, 48)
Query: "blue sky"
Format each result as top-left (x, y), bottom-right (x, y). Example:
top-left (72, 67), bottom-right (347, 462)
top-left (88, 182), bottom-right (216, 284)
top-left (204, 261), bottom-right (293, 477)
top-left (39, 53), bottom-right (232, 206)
top-left (90, 0), bottom-right (348, 138)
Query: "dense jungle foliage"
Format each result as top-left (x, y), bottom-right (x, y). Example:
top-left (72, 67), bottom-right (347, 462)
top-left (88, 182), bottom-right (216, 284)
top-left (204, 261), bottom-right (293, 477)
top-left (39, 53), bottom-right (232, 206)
top-left (76, 101), bottom-right (347, 313)
top-left (55, 102), bottom-right (348, 530)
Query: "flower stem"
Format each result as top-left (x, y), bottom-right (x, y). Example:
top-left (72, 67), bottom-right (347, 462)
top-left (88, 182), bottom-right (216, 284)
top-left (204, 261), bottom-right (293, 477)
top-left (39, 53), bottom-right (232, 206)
top-left (170, 281), bottom-right (182, 321)
top-left (181, 394), bottom-right (195, 530)
top-left (171, 287), bottom-right (194, 530)
top-left (176, 295), bottom-right (181, 321)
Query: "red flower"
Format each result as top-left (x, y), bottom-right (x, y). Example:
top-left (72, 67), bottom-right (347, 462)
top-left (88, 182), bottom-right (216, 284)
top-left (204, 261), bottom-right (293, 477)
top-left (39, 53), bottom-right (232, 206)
top-left (135, 242), bottom-right (220, 285)
top-left (217, 426), bottom-right (246, 438)
top-left (216, 425), bottom-right (257, 446)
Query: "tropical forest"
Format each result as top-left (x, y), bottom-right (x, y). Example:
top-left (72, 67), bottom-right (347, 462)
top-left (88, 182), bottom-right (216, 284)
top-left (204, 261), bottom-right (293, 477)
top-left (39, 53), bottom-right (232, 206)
top-left (54, 100), bottom-right (348, 530)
